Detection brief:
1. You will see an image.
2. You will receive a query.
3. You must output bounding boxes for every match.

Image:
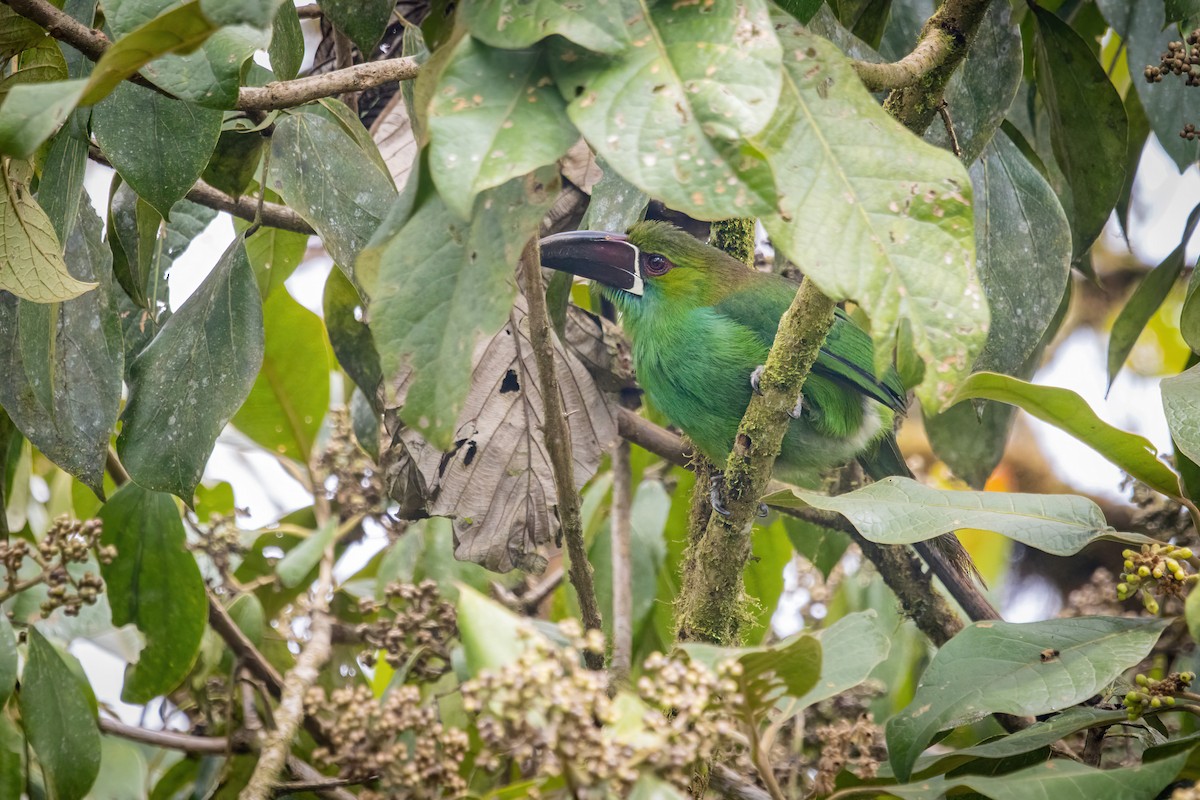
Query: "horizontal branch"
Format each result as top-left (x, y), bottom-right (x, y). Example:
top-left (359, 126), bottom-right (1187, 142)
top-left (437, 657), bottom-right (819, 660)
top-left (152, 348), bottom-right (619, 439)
top-left (4, 0), bottom-right (418, 113)
top-left (852, 33), bottom-right (949, 92)
top-left (100, 716), bottom-right (240, 754)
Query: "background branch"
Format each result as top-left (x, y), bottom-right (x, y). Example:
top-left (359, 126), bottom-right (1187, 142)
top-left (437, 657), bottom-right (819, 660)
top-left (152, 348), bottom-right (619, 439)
top-left (610, 440), bottom-right (634, 686)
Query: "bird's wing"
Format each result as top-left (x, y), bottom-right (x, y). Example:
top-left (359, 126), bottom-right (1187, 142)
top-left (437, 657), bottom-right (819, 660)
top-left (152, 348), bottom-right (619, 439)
top-left (712, 276), bottom-right (907, 413)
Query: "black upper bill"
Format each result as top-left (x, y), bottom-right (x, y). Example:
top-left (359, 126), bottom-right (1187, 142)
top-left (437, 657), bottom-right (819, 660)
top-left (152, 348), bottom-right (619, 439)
top-left (538, 230), bottom-right (644, 296)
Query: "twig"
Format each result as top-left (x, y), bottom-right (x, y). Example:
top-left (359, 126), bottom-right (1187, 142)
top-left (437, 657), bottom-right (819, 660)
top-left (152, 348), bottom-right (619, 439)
top-left (676, 278), bottom-right (837, 645)
top-left (519, 240), bottom-right (605, 668)
top-left (852, 33), bottom-right (948, 92)
top-left (99, 716), bottom-right (240, 754)
top-left (610, 440), bottom-right (634, 687)
top-left (208, 592), bottom-right (285, 695)
top-left (937, 100), bottom-right (963, 159)
top-left (295, 4), bottom-right (322, 18)
top-left (239, 546), bottom-right (336, 800)
top-left (710, 763), bottom-right (772, 800)
top-left (617, 408), bottom-right (690, 467)
top-left (283, 758), bottom-right (362, 800)
top-left (238, 58), bottom-right (419, 111)
top-left (4, 0), bottom-right (419, 112)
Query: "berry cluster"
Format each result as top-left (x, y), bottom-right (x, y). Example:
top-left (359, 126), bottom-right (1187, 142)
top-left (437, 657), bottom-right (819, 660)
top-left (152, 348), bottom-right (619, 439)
top-left (191, 513), bottom-right (245, 579)
top-left (1145, 31), bottom-right (1200, 86)
top-left (306, 684), bottom-right (468, 800)
top-left (1116, 543), bottom-right (1196, 614)
top-left (318, 408), bottom-right (384, 520)
top-left (1122, 671), bottom-right (1195, 720)
top-left (1, 517), bottom-right (115, 617)
top-left (356, 580), bottom-right (456, 680)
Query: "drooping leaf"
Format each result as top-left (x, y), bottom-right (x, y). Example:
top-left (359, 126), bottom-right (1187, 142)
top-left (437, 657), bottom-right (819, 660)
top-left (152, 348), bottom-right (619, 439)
top-left (1163, 364), bottom-right (1200, 468)
top-left (457, 585), bottom-right (533, 674)
top-left (0, 710), bottom-right (23, 799)
top-left (0, 202), bottom-right (121, 494)
top-left (766, 476), bottom-right (1155, 555)
top-left (1032, 6), bottom-right (1128, 259)
top-left (1097, 0), bottom-right (1200, 172)
top-left (580, 155), bottom-right (648, 234)
top-left (789, 611), bottom-right (891, 710)
top-left (373, 166), bottom-right (558, 448)
top-left (92, 81), bottom-right (223, 218)
top-left (462, 0), bottom-right (628, 54)
top-left (551, 0), bottom-right (782, 220)
top-left (117, 239), bottom-right (264, 501)
top-left (782, 515), bottom-right (850, 578)
top-left (428, 38), bottom-right (576, 219)
top-left (232, 289), bottom-right (331, 462)
top-left (36, 110), bottom-right (91, 242)
top-left (234, 190), bottom-right (307, 298)
top-left (268, 1), bottom-right (303, 81)
top-left (392, 294), bottom-right (618, 572)
top-left (1108, 204), bottom-right (1200, 387)
top-left (950, 371), bottom-right (1181, 498)
top-left (19, 629), bottom-right (101, 800)
top-left (0, 616), bottom-right (16, 711)
top-left (0, 158), bottom-right (96, 302)
top-left (1183, 263), bottom-right (1200, 354)
top-left (269, 113), bottom-right (396, 280)
top-left (321, 0), bottom-right (393, 54)
top-left (886, 615), bottom-right (1170, 781)
top-left (741, 519), bottom-right (791, 645)
top-left (98, 482), bottom-right (206, 702)
top-left (324, 266), bottom-right (382, 402)
top-left (0, 36), bottom-right (69, 101)
top-left (90, 738), bottom-right (148, 800)
top-left (142, 25), bottom-right (269, 109)
top-left (201, 130), bottom-right (265, 197)
top-left (0, 79), bottom-right (86, 160)
top-left (759, 18), bottom-right (983, 408)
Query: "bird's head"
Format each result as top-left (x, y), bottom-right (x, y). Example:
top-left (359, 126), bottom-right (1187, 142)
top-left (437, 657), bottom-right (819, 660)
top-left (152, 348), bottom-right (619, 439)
top-left (539, 221), bottom-right (752, 324)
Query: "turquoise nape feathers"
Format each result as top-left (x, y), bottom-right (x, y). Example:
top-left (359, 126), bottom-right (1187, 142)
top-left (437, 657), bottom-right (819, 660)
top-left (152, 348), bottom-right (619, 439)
top-left (539, 220), bottom-right (977, 581)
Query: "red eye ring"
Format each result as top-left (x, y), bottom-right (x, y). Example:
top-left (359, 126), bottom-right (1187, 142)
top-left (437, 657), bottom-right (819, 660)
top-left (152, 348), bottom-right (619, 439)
top-left (643, 253), bottom-right (672, 276)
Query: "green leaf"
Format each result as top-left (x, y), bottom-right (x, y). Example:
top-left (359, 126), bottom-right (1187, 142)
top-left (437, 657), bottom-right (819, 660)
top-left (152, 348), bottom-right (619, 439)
top-left (551, 0), bottom-right (782, 220)
top-left (372, 166), bottom-right (558, 448)
top-left (36, 110), bottom-right (91, 242)
top-left (98, 482), bottom-right (206, 702)
top-left (235, 196), bottom-right (307, 298)
top-left (320, 0), bottom-right (393, 54)
top-left (767, 476), bottom-right (1155, 556)
top-left (268, 1), bottom-right (303, 81)
top-left (81, 1), bottom-right (218, 106)
top-left (741, 519), bottom-right (791, 645)
top-left (886, 616), bottom-right (1169, 781)
top-left (627, 775), bottom-right (687, 800)
top-left (885, 746), bottom-right (1188, 800)
top-left (782, 515), bottom-right (850, 578)
top-left (141, 25), bottom-right (269, 109)
top-left (0, 158), bottom-right (96, 301)
top-left (269, 113), bottom-right (396, 279)
top-left (90, 738), bottom-right (148, 800)
top-left (463, 0), bottom-right (628, 53)
top-left (0, 202), bottom-right (121, 494)
top-left (232, 289), bottom-right (330, 462)
top-left (92, 81), bottom-right (223, 218)
top-left (580, 155), bottom-right (647, 233)
top-left (276, 518), bottom-right (335, 588)
top-left (1163, 364), bottom-right (1200, 468)
top-left (758, 18), bottom-right (983, 408)
top-left (789, 611), bottom-right (890, 710)
top-left (117, 239), bottom-right (264, 501)
top-left (324, 266), bottom-right (382, 399)
top-left (687, 634), bottom-right (822, 716)
top-left (19, 629), bottom-right (101, 800)
top-left (1183, 266), bottom-right (1200, 354)
top-left (200, 0), bottom-right (287, 29)
top-left (1098, 0), bottom-right (1200, 172)
top-left (457, 584), bottom-right (533, 675)
top-left (0, 5), bottom-right (47, 63)
top-left (590, 480), bottom-right (669, 645)
top-left (428, 38), bottom-right (576, 219)
top-left (1032, 6), bottom-right (1128, 259)
top-left (0, 79), bottom-right (86, 160)
top-left (951, 371), bottom-right (1181, 498)
top-left (832, 0), bottom-right (891, 48)
top-left (0, 710), bottom-right (24, 799)
top-left (0, 616), bottom-right (16, 710)
top-left (0, 38), bottom-right (68, 106)
top-left (201, 131), bottom-right (265, 198)
top-left (1108, 205), bottom-right (1200, 387)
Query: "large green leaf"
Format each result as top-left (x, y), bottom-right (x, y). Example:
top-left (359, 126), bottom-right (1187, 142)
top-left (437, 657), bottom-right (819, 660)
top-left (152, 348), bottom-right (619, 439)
top-left (741, 519), bottom-right (791, 645)
top-left (428, 38), bottom-right (576, 219)
top-left (886, 615), bottom-right (1170, 781)
top-left (789, 611), bottom-right (890, 710)
top-left (92, 81), bottom-right (222, 218)
top-left (269, 113), bottom-right (396, 279)
top-left (320, 0), bottom-right (393, 54)
top-left (782, 515), bottom-right (850, 578)
top-left (950, 371), bottom-right (1181, 498)
top-left (237, 206), bottom-right (307, 299)
top-left (0, 202), bottom-right (121, 494)
top-left (1108, 205), bottom-right (1200, 387)
top-left (98, 482), bottom-right (206, 702)
top-left (268, 1), bottom-right (303, 81)
top-left (142, 25), bottom-right (268, 109)
top-left (685, 633), bottom-right (822, 718)
top-left (117, 239), bottom-right (264, 500)
top-left (1097, 0), bottom-right (1200, 172)
top-left (767, 476), bottom-right (1152, 555)
top-left (199, 0), bottom-right (286, 29)
top-left (1163, 364), bottom-right (1200, 467)
top-left (324, 266), bottom-right (382, 400)
top-left (0, 710), bottom-right (23, 799)
top-left (551, 0), bottom-right (782, 220)
top-left (0, 159), bottom-right (96, 302)
top-left (0, 79), bottom-right (87, 159)
top-left (457, 584), bottom-right (532, 675)
top-left (372, 166), bottom-right (558, 448)
top-left (0, 5), bottom-right (47, 63)
top-left (1032, 6), bottom-right (1128, 259)
top-left (759, 18), bottom-right (983, 408)
top-left (232, 289), bottom-right (331, 462)
top-left (36, 110), bottom-right (91, 242)
top-left (463, 0), bottom-right (627, 53)
top-left (884, 747), bottom-right (1188, 800)
top-left (19, 629), bottom-right (101, 800)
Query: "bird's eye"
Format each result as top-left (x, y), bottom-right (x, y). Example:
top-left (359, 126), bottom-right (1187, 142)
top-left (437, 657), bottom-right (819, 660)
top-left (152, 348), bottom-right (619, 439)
top-left (643, 253), bottom-right (672, 276)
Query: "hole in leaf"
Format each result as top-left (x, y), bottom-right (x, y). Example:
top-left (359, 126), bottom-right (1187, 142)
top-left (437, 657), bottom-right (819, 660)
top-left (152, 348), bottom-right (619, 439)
top-left (500, 369), bottom-right (520, 394)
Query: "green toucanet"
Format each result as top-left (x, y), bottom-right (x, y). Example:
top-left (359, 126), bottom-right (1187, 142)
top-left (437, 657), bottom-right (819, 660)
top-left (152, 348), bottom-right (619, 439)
top-left (539, 220), bottom-right (976, 580)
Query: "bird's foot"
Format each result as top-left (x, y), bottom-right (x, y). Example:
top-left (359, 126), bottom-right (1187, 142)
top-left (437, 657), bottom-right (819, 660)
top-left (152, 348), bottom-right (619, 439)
top-left (749, 364), bottom-right (803, 419)
top-left (708, 473), bottom-right (769, 518)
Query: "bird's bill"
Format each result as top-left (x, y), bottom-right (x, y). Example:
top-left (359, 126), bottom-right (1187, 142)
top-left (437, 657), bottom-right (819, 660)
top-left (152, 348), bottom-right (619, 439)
top-left (538, 230), bottom-right (644, 296)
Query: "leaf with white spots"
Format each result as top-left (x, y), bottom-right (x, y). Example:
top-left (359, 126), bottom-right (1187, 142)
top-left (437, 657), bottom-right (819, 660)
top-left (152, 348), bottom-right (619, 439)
top-left (550, 0), bottom-right (783, 220)
top-left (758, 17), bottom-right (984, 409)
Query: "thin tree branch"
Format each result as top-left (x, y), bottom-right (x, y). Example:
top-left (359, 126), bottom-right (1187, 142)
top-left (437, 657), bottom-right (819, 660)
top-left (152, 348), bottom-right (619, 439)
top-left (610, 440), bottom-right (634, 686)
top-left (519, 240), bottom-right (605, 668)
top-left (99, 717), bottom-right (240, 754)
top-left (677, 278), bottom-right (837, 645)
top-left (3, 0), bottom-right (419, 112)
top-left (617, 408), bottom-right (690, 467)
top-left (852, 33), bottom-right (948, 92)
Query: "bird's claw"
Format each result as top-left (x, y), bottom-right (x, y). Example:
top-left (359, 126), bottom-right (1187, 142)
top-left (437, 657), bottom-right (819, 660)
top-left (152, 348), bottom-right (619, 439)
top-left (709, 474), bottom-right (770, 519)
top-left (751, 365), bottom-right (803, 419)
